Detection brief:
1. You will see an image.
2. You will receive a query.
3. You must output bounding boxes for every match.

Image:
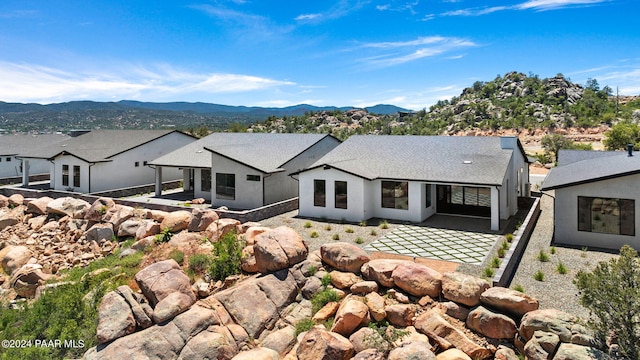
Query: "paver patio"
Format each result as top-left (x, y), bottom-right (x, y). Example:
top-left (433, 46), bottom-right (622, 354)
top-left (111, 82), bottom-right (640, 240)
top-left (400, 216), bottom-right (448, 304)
top-left (365, 225), bottom-right (499, 264)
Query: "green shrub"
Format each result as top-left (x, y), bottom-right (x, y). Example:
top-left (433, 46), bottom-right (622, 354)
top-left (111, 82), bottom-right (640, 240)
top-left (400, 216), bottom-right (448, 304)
top-left (505, 233), bottom-right (514, 242)
top-left (155, 227), bottom-right (173, 243)
top-left (294, 318), bottom-right (315, 336)
top-left (491, 257), bottom-right (502, 269)
top-left (309, 231), bottom-right (319, 238)
top-left (483, 267), bottom-right (495, 278)
top-left (550, 246), bottom-right (557, 255)
top-left (370, 229), bottom-right (377, 236)
top-left (379, 220), bottom-right (389, 229)
top-left (497, 247), bottom-right (506, 258)
top-left (168, 250), bottom-right (185, 265)
top-left (307, 265), bottom-right (318, 276)
top-left (359, 220), bottom-right (367, 227)
top-left (533, 270), bottom-right (545, 281)
top-left (366, 320), bottom-right (409, 351)
top-left (209, 231), bottom-right (245, 281)
top-left (501, 240), bottom-right (510, 250)
top-left (303, 221), bottom-right (312, 228)
top-left (311, 289), bottom-right (340, 313)
top-left (324, 225), bottom-right (332, 231)
top-left (574, 245), bottom-right (640, 359)
top-left (345, 227), bottom-right (354, 233)
top-left (332, 234), bottom-right (340, 241)
top-left (321, 273), bottom-right (332, 288)
top-left (355, 237), bottom-right (364, 244)
top-left (557, 262), bottom-right (567, 274)
top-left (513, 284), bottom-right (525, 293)
top-left (536, 250), bottom-right (550, 262)
top-left (189, 254), bottom-right (212, 274)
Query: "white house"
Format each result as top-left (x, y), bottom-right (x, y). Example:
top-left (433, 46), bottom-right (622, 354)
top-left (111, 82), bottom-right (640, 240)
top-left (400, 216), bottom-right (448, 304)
top-left (0, 134), bottom-right (68, 181)
top-left (19, 130), bottom-right (195, 193)
top-left (541, 148), bottom-right (640, 251)
top-left (294, 135), bottom-right (530, 231)
top-left (149, 133), bottom-right (341, 209)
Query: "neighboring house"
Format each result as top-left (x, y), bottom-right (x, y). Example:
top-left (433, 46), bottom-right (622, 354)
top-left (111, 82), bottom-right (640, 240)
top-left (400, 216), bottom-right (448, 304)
top-left (19, 130), bottom-right (195, 193)
top-left (541, 148), bottom-right (640, 251)
top-left (0, 133), bottom-right (69, 179)
top-left (294, 135), bottom-right (530, 231)
top-left (149, 133), bottom-right (341, 209)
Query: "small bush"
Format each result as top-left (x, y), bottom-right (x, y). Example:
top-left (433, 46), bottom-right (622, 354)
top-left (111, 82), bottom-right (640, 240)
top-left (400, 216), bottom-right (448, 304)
top-left (345, 227), bottom-right (354, 233)
top-left (189, 254), bottom-right (212, 274)
top-left (513, 284), bottom-right (525, 293)
top-left (155, 227), bottom-right (173, 244)
top-left (311, 289), bottom-right (340, 313)
top-left (321, 273), bottom-right (332, 287)
top-left (332, 234), bottom-right (340, 240)
top-left (505, 233), bottom-right (514, 242)
top-left (379, 220), bottom-right (389, 229)
top-left (355, 237), bottom-right (364, 244)
top-left (324, 225), bottom-right (332, 231)
top-left (483, 267), bottom-right (495, 278)
top-left (370, 229), bottom-right (378, 236)
top-left (168, 250), bottom-right (185, 265)
top-left (359, 220), bottom-right (367, 227)
top-left (308, 265), bottom-right (318, 276)
top-left (497, 247), bottom-right (506, 258)
top-left (533, 270), bottom-right (545, 281)
top-left (557, 262), bottom-right (567, 274)
top-left (491, 257), bottom-right (502, 268)
top-left (501, 240), bottom-right (510, 250)
top-left (309, 231), bottom-right (319, 238)
top-left (303, 221), bottom-right (312, 228)
top-left (550, 246), bottom-right (557, 255)
top-left (209, 231), bottom-right (245, 281)
top-left (536, 250), bottom-right (550, 262)
top-left (295, 318), bottom-right (315, 336)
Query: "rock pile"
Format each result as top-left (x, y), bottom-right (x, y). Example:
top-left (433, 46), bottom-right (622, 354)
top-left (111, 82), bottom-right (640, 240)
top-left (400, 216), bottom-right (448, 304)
top-left (84, 237), bottom-right (609, 359)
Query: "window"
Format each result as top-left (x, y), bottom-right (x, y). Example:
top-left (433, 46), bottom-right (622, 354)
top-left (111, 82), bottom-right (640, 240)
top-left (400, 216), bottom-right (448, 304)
top-left (62, 165), bottom-right (69, 186)
top-left (216, 173), bottom-right (235, 200)
top-left (335, 181), bottom-right (347, 209)
top-left (73, 165), bottom-right (80, 187)
top-left (134, 162), bottom-right (140, 167)
top-left (436, 185), bottom-right (491, 218)
top-left (143, 161), bottom-right (148, 166)
top-left (426, 184), bottom-right (432, 208)
top-left (247, 175), bottom-right (260, 182)
top-left (578, 197), bottom-right (634, 236)
top-left (6, 157), bottom-right (10, 162)
top-left (201, 169), bottom-right (211, 192)
top-left (381, 181), bottom-right (409, 210)
top-left (314, 180), bottom-right (326, 207)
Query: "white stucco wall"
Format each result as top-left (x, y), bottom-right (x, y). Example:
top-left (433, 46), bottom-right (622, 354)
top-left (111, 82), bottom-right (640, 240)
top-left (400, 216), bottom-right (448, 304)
top-left (0, 156), bottom-right (50, 178)
top-left (210, 152), bottom-right (264, 209)
top-left (52, 156), bottom-right (90, 193)
top-left (553, 175), bottom-right (640, 251)
top-left (298, 167), bottom-right (366, 222)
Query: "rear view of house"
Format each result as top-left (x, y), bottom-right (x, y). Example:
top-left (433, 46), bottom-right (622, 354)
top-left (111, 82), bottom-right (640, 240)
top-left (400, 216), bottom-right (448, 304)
top-left (19, 130), bottom-right (195, 193)
top-left (295, 135), bottom-right (530, 231)
top-left (149, 133), bottom-right (341, 209)
top-left (542, 148), bottom-right (640, 251)
top-left (0, 133), bottom-right (69, 181)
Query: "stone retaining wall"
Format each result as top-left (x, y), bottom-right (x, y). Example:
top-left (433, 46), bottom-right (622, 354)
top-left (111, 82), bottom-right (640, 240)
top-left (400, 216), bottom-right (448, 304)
top-left (0, 173), bottom-right (49, 186)
top-left (216, 197), bottom-right (299, 223)
top-left (89, 180), bottom-right (182, 198)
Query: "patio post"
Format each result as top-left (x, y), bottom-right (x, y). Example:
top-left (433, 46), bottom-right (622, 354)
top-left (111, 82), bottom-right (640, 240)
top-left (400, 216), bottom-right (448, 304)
top-left (491, 187), bottom-right (500, 231)
top-left (155, 166), bottom-right (163, 196)
top-left (21, 159), bottom-right (30, 187)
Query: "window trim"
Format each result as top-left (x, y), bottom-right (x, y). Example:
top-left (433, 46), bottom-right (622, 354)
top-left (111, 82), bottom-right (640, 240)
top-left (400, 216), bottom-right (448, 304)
top-left (314, 179), bottom-right (326, 207)
top-left (334, 181), bottom-right (348, 209)
top-left (62, 165), bottom-right (69, 187)
top-left (215, 173), bottom-right (236, 200)
top-left (73, 165), bottom-right (80, 188)
top-left (577, 196), bottom-right (635, 236)
top-left (381, 180), bottom-right (409, 210)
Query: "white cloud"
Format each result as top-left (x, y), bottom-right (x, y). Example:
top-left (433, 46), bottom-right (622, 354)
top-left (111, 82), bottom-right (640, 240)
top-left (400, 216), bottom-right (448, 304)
top-left (516, 0), bottom-right (608, 11)
top-left (295, 0), bottom-right (370, 23)
top-left (0, 61), bottom-right (296, 103)
top-left (568, 62), bottom-right (640, 96)
top-left (358, 36), bottom-right (477, 67)
top-left (295, 13), bottom-right (322, 21)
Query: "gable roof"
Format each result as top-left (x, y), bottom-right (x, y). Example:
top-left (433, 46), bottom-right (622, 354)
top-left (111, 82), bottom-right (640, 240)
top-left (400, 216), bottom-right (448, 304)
top-left (557, 149), bottom-right (620, 166)
top-left (0, 133), bottom-right (70, 156)
top-left (18, 130), bottom-right (189, 163)
top-left (150, 133), bottom-right (335, 173)
top-left (542, 150), bottom-right (640, 190)
top-left (296, 135), bottom-right (520, 186)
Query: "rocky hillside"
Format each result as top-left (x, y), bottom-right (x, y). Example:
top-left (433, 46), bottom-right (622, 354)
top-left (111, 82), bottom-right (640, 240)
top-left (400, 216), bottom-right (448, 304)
top-left (0, 194), bottom-right (616, 359)
top-left (248, 72), bottom-right (640, 140)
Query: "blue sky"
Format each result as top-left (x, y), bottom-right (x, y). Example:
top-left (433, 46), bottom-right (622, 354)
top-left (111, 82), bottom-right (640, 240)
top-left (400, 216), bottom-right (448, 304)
top-left (0, 0), bottom-right (638, 110)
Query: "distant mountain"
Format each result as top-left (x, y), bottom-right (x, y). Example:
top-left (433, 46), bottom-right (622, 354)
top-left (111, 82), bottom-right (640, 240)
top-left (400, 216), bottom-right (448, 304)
top-left (0, 100), bottom-right (408, 133)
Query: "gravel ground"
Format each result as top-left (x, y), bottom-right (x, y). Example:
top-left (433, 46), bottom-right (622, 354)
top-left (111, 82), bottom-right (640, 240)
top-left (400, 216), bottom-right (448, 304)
top-left (509, 192), bottom-right (617, 320)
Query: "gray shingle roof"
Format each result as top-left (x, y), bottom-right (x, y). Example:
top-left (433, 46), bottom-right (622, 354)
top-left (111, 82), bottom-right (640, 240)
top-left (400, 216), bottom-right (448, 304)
top-left (557, 149), bottom-right (621, 166)
top-left (0, 133), bottom-right (70, 156)
top-left (19, 130), bottom-right (180, 162)
top-left (298, 135), bottom-right (517, 186)
top-left (150, 133), bottom-right (332, 173)
top-left (542, 151), bottom-right (640, 190)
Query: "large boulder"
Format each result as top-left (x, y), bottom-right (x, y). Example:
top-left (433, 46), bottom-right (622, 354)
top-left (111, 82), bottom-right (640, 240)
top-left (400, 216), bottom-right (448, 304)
top-left (331, 297), bottom-right (369, 336)
top-left (361, 259), bottom-right (407, 287)
top-left (364, 292), bottom-right (387, 322)
top-left (436, 348), bottom-right (472, 360)
top-left (205, 218), bottom-right (241, 241)
top-left (85, 223), bottom-right (115, 243)
top-left (8, 194), bottom-right (24, 207)
top-left (178, 328), bottom-right (236, 360)
top-left (10, 263), bottom-right (52, 298)
top-left (523, 330), bottom-right (560, 360)
top-left (349, 327), bottom-right (387, 353)
top-left (260, 325), bottom-right (297, 357)
top-left (0, 245), bottom-right (33, 275)
top-left (152, 291), bottom-right (196, 323)
top-left (159, 210), bottom-right (192, 233)
top-left (117, 219), bottom-right (142, 238)
top-left (330, 270), bottom-right (362, 289)
top-left (135, 219), bottom-right (160, 239)
top-left (0, 194), bottom-right (8, 208)
top-left (414, 310), bottom-right (492, 359)
top-left (26, 196), bottom-right (53, 215)
top-left (480, 287), bottom-right (539, 317)
top-left (243, 226), bottom-right (270, 246)
top-left (187, 208), bottom-right (219, 232)
top-left (103, 204), bottom-right (135, 230)
top-left (84, 197), bottom-right (116, 221)
top-left (385, 304), bottom-right (416, 327)
top-left (96, 291), bottom-right (136, 344)
top-left (254, 226), bottom-right (308, 273)
top-left (321, 242), bottom-right (370, 273)
top-left (134, 259), bottom-right (195, 307)
top-left (466, 306), bottom-right (517, 340)
top-left (392, 262), bottom-right (442, 297)
top-left (0, 207), bottom-right (21, 231)
top-left (297, 327), bottom-right (355, 360)
top-left (233, 347), bottom-right (280, 360)
top-left (46, 196), bottom-right (91, 219)
top-left (388, 341), bottom-right (436, 360)
top-left (441, 272), bottom-right (490, 307)
top-left (519, 309), bottom-right (583, 343)
top-left (553, 343), bottom-right (611, 360)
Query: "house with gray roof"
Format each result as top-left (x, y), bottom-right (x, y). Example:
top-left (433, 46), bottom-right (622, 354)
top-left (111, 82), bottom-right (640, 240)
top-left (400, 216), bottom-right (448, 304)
top-left (0, 133), bottom-right (69, 180)
top-left (541, 148), bottom-right (640, 251)
top-left (19, 130), bottom-right (195, 193)
top-left (149, 133), bottom-right (341, 209)
top-left (294, 135), bottom-right (530, 231)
